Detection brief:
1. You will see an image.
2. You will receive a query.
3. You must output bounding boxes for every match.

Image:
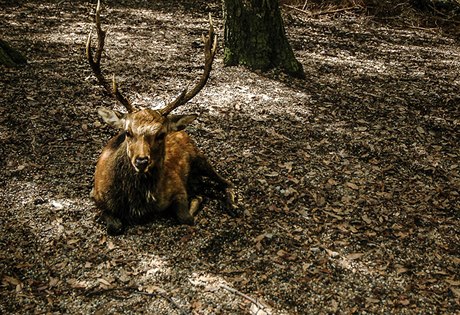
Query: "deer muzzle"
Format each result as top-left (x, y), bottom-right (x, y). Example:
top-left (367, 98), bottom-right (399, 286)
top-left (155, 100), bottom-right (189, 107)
top-left (134, 156), bottom-right (150, 172)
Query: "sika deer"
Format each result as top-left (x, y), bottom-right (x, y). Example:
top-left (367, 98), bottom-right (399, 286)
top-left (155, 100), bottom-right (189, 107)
top-left (86, 1), bottom-right (235, 235)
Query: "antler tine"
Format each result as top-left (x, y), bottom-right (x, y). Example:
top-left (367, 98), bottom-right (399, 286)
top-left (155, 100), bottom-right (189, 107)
top-left (86, 0), bottom-right (134, 113)
top-left (160, 14), bottom-right (218, 117)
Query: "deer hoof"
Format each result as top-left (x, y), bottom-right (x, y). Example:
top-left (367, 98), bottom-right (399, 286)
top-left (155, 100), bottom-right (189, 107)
top-left (103, 213), bottom-right (124, 235)
top-left (225, 188), bottom-right (238, 216)
top-left (177, 211), bottom-right (195, 226)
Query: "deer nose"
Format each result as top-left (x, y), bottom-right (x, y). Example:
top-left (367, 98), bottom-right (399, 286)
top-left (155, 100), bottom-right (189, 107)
top-left (135, 157), bottom-right (149, 171)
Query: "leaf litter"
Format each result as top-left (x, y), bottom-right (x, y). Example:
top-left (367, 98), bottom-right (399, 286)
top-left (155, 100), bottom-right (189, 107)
top-left (0, 0), bottom-right (459, 314)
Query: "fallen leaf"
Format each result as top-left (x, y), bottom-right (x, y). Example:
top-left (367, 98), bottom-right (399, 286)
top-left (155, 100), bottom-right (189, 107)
top-left (3, 276), bottom-right (21, 286)
top-left (347, 253), bottom-right (364, 260)
top-left (107, 240), bottom-right (115, 250)
top-left (49, 277), bottom-right (59, 287)
top-left (97, 278), bottom-right (111, 286)
top-left (362, 214), bottom-right (372, 224)
top-left (145, 285), bottom-right (167, 295)
top-left (450, 287), bottom-right (460, 297)
top-left (99, 235), bottom-right (107, 245)
top-left (67, 239), bottom-right (80, 245)
top-left (254, 233), bottom-right (273, 243)
top-left (330, 299), bottom-right (339, 312)
top-left (395, 265), bottom-right (409, 275)
top-left (323, 210), bottom-right (343, 220)
top-left (17, 164), bottom-right (26, 171)
top-left (399, 299), bottom-right (410, 306)
top-left (51, 201), bottom-right (64, 209)
top-left (445, 279), bottom-right (460, 286)
top-left (346, 182), bottom-right (359, 190)
top-left (191, 300), bottom-right (203, 310)
top-left (325, 248), bottom-right (339, 258)
top-left (277, 249), bottom-right (287, 257)
top-left (366, 297), bottom-right (380, 304)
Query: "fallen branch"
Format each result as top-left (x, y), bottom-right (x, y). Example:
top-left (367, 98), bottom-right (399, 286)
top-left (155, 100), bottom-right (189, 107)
top-left (84, 286), bottom-right (189, 315)
top-left (220, 284), bottom-right (270, 314)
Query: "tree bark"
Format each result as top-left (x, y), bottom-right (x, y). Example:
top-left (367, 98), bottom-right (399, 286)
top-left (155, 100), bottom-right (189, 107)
top-left (223, 0), bottom-right (304, 78)
top-left (0, 39), bottom-right (27, 67)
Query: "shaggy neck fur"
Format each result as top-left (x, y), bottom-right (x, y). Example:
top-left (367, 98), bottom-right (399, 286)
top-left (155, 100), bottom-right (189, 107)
top-left (110, 140), bottom-right (165, 221)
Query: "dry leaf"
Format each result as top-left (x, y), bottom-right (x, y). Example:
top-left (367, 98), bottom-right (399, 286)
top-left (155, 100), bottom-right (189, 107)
top-left (347, 253), bottom-right (364, 260)
top-left (49, 277), bottom-right (59, 287)
top-left (325, 248), bottom-right (339, 258)
top-left (366, 297), bottom-right (380, 304)
top-left (3, 276), bottom-right (21, 286)
top-left (330, 299), bottom-right (339, 312)
top-left (145, 285), bottom-right (167, 295)
top-left (191, 300), bottom-right (203, 310)
top-left (250, 302), bottom-right (271, 315)
top-left (51, 201), bottom-right (64, 209)
top-left (277, 249), bottom-right (287, 257)
top-left (107, 240), bottom-right (115, 250)
top-left (346, 182), bottom-right (359, 190)
top-left (324, 210), bottom-right (343, 220)
top-left (67, 239), bottom-right (80, 245)
top-left (450, 287), bottom-right (460, 297)
top-left (395, 265), bottom-right (409, 275)
top-left (99, 235), bottom-right (107, 245)
top-left (399, 299), bottom-right (410, 306)
top-left (362, 214), bottom-right (372, 224)
top-left (97, 278), bottom-right (111, 286)
top-left (17, 164), bottom-right (26, 171)
top-left (445, 279), bottom-right (460, 286)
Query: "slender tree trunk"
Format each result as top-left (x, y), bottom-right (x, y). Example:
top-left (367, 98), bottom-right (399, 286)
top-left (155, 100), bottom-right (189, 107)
top-left (223, 0), bottom-right (304, 78)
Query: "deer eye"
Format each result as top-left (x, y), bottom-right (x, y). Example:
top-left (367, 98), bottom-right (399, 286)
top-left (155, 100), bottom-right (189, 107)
top-left (125, 130), bottom-right (133, 138)
top-left (156, 132), bottom-right (166, 141)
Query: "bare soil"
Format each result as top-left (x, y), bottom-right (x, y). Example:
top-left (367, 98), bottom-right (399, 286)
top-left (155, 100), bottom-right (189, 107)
top-left (1, 1), bottom-right (459, 314)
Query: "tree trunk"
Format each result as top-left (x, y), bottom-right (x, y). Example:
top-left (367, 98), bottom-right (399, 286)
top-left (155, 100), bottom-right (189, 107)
top-left (0, 39), bottom-right (27, 67)
top-left (223, 0), bottom-right (304, 78)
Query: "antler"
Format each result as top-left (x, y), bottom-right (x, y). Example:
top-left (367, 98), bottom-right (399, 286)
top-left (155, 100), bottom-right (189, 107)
top-left (86, 0), bottom-right (134, 113)
top-left (159, 14), bottom-right (218, 117)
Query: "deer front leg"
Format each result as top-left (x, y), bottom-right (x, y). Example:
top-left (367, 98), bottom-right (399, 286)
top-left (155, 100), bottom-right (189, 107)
top-left (101, 211), bottom-right (124, 235)
top-left (174, 195), bottom-right (195, 225)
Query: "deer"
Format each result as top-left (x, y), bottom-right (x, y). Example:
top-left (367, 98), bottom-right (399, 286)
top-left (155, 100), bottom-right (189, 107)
top-left (86, 0), bottom-right (235, 235)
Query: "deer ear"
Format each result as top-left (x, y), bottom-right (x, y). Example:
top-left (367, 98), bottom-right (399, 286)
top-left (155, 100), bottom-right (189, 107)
top-left (166, 114), bottom-right (197, 131)
top-left (97, 107), bottom-right (125, 129)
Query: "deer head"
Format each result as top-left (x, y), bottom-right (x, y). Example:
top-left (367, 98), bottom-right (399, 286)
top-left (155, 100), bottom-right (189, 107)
top-left (86, 0), bottom-right (217, 173)
top-left (98, 108), bottom-right (197, 172)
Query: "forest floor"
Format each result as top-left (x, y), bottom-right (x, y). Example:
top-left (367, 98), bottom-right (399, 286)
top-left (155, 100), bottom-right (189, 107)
top-left (1, 0), bottom-right (459, 314)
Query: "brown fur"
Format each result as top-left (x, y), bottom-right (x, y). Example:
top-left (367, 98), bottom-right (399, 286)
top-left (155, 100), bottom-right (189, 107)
top-left (92, 108), bottom-right (234, 235)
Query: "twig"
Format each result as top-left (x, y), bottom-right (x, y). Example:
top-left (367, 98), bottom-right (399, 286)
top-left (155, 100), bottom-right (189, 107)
top-left (284, 4), bottom-right (362, 17)
top-left (284, 4), bottom-right (309, 15)
top-left (302, 0), bottom-right (308, 11)
top-left (220, 284), bottom-right (269, 314)
top-left (84, 286), bottom-right (189, 315)
top-left (311, 5), bottom-right (363, 17)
